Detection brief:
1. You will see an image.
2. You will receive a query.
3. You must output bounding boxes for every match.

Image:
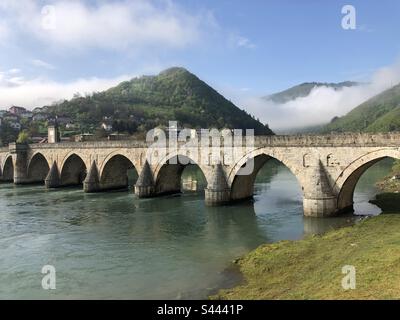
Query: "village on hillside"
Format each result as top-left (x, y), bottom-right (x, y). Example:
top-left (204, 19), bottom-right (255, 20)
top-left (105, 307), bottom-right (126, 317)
top-left (0, 105), bottom-right (131, 146)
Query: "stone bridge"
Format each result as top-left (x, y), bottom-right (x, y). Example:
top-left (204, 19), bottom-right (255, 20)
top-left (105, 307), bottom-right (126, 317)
top-left (0, 132), bottom-right (399, 217)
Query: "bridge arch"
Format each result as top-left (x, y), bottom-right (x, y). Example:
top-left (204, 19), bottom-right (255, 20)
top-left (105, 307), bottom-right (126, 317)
top-left (100, 154), bottom-right (138, 190)
top-left (228, 148), bottom-right (304, 201)
top-left (60, 153), bottom-right (87, 186)
top-left (27, 152), bottom-right (50, 183)
top-left (2, 155), bottom-right (14, 182)
top-left (335, 148), bottom-right (400, 212)
top-left (154, 153), bottom-right (208, 195)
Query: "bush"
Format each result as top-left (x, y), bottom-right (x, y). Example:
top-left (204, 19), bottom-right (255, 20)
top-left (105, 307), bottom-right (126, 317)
top-left (16, 130), bottom-right (30, 144)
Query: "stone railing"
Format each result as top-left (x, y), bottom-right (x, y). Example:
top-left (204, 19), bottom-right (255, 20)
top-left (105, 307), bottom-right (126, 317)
top-left (19, 132), bottom-right (400, 149)
top-left (254, 132), bottom-right (400, 147)
top-left (0, 146), bottom-right (9, 153)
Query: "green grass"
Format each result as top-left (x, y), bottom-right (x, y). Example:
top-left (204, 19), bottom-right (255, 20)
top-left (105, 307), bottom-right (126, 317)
top-left (214, 213), bottom-right (400, 299)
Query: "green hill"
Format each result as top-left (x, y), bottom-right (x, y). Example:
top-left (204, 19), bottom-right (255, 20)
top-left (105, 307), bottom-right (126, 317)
top-left (39, 67), bottom-right (273, 135)
top-left (264, 81), bottom-right (359, 104)
top-left (323, 83), bottom-right (400, 133)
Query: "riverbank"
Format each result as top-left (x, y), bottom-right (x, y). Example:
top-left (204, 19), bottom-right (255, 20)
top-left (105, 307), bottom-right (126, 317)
top-left (214, 210), bottom-right (400, 299)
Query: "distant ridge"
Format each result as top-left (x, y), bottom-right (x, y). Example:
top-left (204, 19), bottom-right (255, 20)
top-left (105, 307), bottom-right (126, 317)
top-left (264, 81), bottom-right (359, 104)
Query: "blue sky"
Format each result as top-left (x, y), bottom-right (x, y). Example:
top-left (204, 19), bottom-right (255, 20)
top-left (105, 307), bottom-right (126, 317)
top-left (183, 0), bottom-right (400, 92)
top-left (1, 0), bottom-right (400, 129)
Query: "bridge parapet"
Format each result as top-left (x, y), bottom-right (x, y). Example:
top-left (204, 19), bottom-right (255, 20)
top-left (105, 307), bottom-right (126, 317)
top-left (22, 132), bottom-right (400, 149)
top-left (28, 140), bottom-right (150, 149)
top-left (254, 132), bottom-right (400, 147)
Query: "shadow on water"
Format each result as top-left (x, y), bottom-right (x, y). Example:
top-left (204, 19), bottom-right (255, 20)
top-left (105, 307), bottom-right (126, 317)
top-left (302, 215), bottom-right (363, 235)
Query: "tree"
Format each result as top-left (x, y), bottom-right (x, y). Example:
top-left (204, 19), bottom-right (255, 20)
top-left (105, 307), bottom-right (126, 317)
top-left (94, 128), bottom-right (108, 140)
top-left (16, 130), bottom-right (30, 144)
top-left (0, 122), bottom-right (19, 145)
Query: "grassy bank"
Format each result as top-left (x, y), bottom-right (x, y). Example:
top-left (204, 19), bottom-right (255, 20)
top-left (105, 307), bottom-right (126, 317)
top-left (215, 212), bottom-right (400, 299)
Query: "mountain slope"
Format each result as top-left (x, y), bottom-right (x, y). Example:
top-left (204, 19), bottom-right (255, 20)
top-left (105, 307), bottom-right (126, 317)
top-left (264, 81), bottom-right (359, 104)
top-left (39, 67), bottom-right (273, 135)
top-left (323, 83), bottom-right (400, 133)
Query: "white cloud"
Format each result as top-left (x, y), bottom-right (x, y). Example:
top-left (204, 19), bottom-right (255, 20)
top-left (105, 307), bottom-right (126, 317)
top-left (7, 76), bottom-right (25, 86)
top-left (228, 34), bottom-right (256, 49)
top-left (8, 68), bottom-right (21, 74)
top-left (0, 0), bottom-right (211, 52)
top-left (0, 59), bottom-right (173, 108)
top-left (237, 37), bottom-right (256, 49)
top-left (229, 61), bottom-right (400, 131)
top-left (0, 74), bottom-right (134, 108)
top-left (0, 69), bottom-right (24, 87)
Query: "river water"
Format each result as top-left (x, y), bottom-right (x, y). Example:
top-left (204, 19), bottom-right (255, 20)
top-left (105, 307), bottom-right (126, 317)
top-left (0, 159), bottom-right (392, 299)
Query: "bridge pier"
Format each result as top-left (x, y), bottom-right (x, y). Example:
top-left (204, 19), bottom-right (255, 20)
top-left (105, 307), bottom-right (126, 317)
top-left (302, 160), bottom-right (338, 217)
top-left (83, 161), bottom-right (100, 193)
top-left (9, 143), bottom-right (29, 184)
top-left (205, 163), bottom-right (231, 206)
top-left (303, 196), bottom-right (338, 217)
top-left (135, 161), bottom-right (155, 198)
top-left (45, 161), bottom-right (61, 188)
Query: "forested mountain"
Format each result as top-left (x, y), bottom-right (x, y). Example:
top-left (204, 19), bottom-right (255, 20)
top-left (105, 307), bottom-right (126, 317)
top-left (323, 83), bottom-right (400, 133)
top-left (37, 67), bottom-right (273, 135)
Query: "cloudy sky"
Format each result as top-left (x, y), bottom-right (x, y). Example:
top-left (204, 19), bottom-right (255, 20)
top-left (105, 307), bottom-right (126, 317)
top-left (1, 0), bottom-right (400, 130)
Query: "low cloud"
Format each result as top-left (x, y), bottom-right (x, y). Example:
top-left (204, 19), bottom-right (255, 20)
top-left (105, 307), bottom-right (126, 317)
top-left (233, 61), bottom-right (400, 132)
top-left (0, 74), bottom-right (134, 108)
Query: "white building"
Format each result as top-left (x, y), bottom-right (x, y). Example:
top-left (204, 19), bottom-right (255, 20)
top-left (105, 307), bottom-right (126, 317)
top-left (20, 111), bottom-right (33, 119)
top-left (66, 123), bottom-right (78, 129)
top-left (32, 114), bottom-right (48, 121)
top-left (101, 122), bottom-right (113, 131)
